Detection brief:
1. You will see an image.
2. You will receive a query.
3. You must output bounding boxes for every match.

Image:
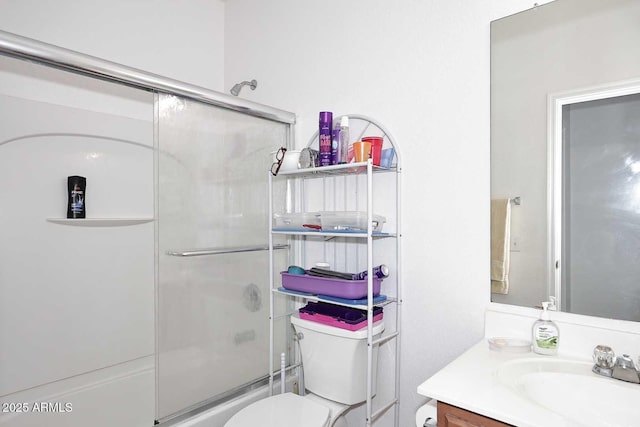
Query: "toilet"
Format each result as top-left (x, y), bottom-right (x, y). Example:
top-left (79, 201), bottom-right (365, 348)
top-left (415, 399), bottom-right (438, 427)
top-left (225, 314), bottom-right (385, 427)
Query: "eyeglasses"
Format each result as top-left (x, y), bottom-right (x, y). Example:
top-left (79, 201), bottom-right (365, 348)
top-left (271, 147), bottom-right (287, 176)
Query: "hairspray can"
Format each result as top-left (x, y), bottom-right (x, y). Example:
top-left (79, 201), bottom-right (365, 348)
top-left (353, 264), bottom-right (389, 280)
top-left (67, 175), bottom-right (86, 218)
top-left (319, 111), bottom-right (333, 166)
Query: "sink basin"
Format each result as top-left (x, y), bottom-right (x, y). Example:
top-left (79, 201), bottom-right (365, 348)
top-left (497, 358), bottom-right (640, 427)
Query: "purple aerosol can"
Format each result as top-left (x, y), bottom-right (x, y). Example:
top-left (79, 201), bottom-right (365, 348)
top-left (353, 264), bottom-right (389, 280)
top-left (319, 111), bottom-right (333, 166)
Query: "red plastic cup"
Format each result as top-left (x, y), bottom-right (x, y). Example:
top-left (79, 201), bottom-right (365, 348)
top-left (362, 136), bottom-right (383, 166)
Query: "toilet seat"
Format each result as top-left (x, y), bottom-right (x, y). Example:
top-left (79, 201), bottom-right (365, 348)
top-left (225, 393), bottom-right (330, 427)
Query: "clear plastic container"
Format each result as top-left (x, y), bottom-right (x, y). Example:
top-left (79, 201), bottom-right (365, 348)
top-left (487, 337), bottom-right (532, 353)
top-left (319, 211), bottom-right (385, 232)
top-left (273, 212), bottom-right (321, 229)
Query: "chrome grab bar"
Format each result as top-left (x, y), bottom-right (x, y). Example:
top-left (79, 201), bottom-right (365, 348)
top-left (167, 243), bottom-right (289, 257)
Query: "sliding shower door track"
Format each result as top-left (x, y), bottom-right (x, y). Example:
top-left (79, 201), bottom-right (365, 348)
top-left (0, 30), bottom-right (295, 124)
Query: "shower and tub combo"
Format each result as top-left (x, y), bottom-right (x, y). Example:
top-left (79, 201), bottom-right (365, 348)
top-left (0, 29), bottom-right (298, 427)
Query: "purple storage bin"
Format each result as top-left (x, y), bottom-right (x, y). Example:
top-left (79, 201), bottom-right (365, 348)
top-left (281, 271), bottom-right (381, 299)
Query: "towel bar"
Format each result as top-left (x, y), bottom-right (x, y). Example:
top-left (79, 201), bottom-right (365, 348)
top-left (167, 243), bottom-right (289, 257)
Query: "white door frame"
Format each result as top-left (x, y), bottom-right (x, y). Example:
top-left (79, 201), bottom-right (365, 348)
top-left (546, 78), bottom-right (640, 310)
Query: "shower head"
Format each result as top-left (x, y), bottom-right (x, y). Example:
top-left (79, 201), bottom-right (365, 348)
top-left (230, 79), bottom-right (258, 96)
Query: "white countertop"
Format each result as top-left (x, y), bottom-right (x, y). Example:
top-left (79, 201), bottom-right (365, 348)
top-left (416, 304), bottom-right (640, 427)
top-left (416, 340), bottom-right (589, 427)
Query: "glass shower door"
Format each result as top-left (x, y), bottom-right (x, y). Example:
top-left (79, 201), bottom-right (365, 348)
top-left (156, 94), bottom-right (289, 421)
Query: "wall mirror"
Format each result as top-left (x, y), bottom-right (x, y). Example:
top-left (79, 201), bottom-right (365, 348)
top-left (490, 0), bottom-right (640, 322)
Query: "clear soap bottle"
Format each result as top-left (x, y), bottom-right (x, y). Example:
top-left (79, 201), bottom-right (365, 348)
top-left (337, 116), bottom-right (349, 164)
top-left (532, 301), bottom-right (559, 355)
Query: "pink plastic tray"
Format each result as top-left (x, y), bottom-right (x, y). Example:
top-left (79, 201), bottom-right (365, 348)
top-left (281, 271), bottom-right (382, 299)
top-left (299, 311), bottom-right (384, 331)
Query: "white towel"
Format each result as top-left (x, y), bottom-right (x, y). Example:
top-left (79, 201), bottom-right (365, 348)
top-left (491, 198), bottom-right (511, 294)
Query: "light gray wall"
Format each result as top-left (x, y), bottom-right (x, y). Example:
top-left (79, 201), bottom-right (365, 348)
top-left (491, 0), bottom-right (640, 309)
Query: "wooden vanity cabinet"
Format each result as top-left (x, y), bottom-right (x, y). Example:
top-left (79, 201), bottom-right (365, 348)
top-left (437, 402), bottom-right (514, 427)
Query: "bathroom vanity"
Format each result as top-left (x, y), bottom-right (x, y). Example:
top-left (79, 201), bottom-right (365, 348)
top-left (417, 304), bottom-right (640, 427)
top-left (437, 402), bottom-right (510, 427)
top-left (418, 340), bottom-right (564, 427)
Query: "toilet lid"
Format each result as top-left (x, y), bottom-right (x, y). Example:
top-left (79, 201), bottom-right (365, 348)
top-left (225, 393), bottom-right (330, 427)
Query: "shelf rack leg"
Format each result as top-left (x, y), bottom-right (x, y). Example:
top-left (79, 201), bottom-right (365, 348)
top-left (366, 159), bottom-right (374, 426)
top-left (268, 170), bottom-right (275, 396)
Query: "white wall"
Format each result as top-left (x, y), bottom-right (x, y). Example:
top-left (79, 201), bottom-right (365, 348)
top-left (0, 0), bottom-right (226, 91)
top-left (223, 1), bottom-right (552, 425)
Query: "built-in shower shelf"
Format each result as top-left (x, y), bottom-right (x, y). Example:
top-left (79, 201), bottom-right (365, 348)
top-left (46, 218), bottom-right (153, 227)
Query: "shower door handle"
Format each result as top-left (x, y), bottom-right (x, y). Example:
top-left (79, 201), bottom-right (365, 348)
top-left (166, 243), bottom-right (289, 257)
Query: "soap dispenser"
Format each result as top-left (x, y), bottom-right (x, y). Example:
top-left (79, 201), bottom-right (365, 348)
top-left (532, 302), bottom-right (559, 355)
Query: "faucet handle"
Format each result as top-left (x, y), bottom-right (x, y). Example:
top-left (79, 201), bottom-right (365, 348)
top-left (592, 345), bottom-right (616, 368)
top-left (612, 354), bottom-right (640, 384)
top-left (614, 354), bottom-right (636, 370)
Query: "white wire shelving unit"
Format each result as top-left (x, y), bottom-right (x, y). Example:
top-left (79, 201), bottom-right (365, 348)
top-left (267, 116), bottom-right (402, 427)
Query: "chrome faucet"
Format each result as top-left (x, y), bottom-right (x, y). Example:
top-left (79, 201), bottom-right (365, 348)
top-left (612, 354), bottom-right (640, 383)
top-left (592, 345), bottom-right (640, 384)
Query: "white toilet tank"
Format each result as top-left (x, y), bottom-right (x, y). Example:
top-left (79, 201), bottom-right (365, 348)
top-left (290, 314), bottom-right (385, 405)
